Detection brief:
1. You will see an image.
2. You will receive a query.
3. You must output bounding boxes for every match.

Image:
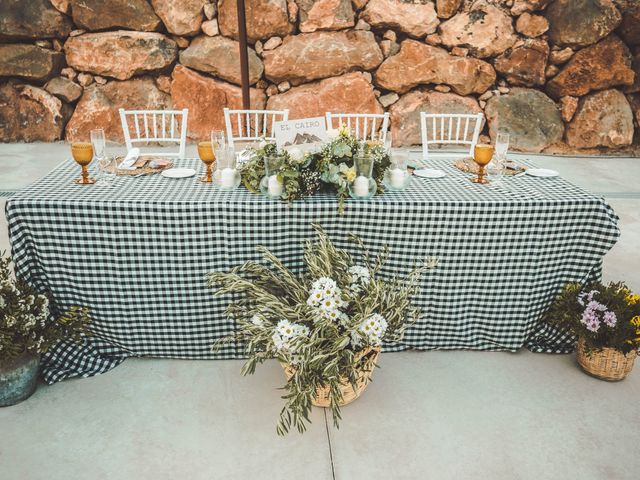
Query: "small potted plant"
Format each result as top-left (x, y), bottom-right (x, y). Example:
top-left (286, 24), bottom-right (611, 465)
top-left (0, 254), bottom-right (90, 406)
top-left (208, 225), bottom-right (436, 434)
top-left (544, 282), bottom-right (640, 381)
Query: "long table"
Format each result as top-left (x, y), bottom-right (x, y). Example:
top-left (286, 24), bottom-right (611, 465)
top-left (6, 158), bottom-right (620, 383)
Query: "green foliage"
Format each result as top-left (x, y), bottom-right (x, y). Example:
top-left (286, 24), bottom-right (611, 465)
top-left (543, 281), bottom-right (640, 355)
top-left (0, 253), bottom-right (91, 363)
top-left (311, 129), bottom-right (391, 213)
top-left (208, 225), bottom-right (437, 435)
top-left (238, 129), bottom-right (391, 212)
top-left (238, 143), bottom-right (320, 202)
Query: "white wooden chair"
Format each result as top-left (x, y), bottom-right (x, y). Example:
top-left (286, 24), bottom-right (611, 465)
top-left (420, 112), bottom-right (484, 160)
top-left (223, 108), bottom-right (289, 148)
top-left (118, 108), bottom-right (189, 159)
top-left (325, 112), bottom-right (389, 142)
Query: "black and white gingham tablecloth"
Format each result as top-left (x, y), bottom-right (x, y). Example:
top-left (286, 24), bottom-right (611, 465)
top-left (6, 158), bottom-right (620, 383)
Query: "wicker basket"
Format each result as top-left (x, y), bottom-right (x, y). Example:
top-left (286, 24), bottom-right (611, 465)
top-left (281, 347), bottom-right (380, 408)
top-left (576, 338), bottom-right (637, 381)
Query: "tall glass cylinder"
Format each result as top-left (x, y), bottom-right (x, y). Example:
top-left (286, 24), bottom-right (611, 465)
top-left (349, 154), bottom-right (376, 200)
top-left (214, 146), bottom-right (240, 190)
top-left (260, 154), bottom-right (284, 199)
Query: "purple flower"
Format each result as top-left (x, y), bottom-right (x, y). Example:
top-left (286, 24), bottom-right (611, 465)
top-left (603, 311), bottom-right (617, 328)
top-left (585, 317), bottom-right (601, 332)
top-left (586, 290), bottom-right (599, 302)
top-left (586, 300), bottom-right (607, 312)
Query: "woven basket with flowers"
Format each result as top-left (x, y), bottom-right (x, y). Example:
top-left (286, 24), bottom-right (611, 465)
top-left (544, 282), bottom-right (640, 381)
top-left (208, 225), bottom-right (436, 434)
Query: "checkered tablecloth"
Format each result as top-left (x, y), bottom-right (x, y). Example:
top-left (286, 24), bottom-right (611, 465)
top-left (6, 158), bottom-right (620, 384)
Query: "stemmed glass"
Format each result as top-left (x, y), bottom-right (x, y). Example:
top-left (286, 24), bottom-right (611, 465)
top-left (197, 141), bottom-right (215, 183)
top-left (471, 144), bottom-right (494, 184)
top-left (71, 142), bottom-right (95, 184)
top-left (91, 128), bottom-right (113, 186)
top-left (491, 131), bottom-right (510, 185)
top-left (211, 130), bottom-right (226, 151)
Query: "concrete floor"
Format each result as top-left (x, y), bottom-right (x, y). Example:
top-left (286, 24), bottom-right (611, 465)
top-left (0, 143), bottom-right (639, 480)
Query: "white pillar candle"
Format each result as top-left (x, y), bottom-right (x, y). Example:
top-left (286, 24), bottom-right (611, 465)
top-left (220, 168), bottom-right (236, 189)
top-left (390, 168), bottom-right (406, 188)
top-left (353, 175), bottom-right (369, 197)
top-left (267, 174), bottom-right (283, 197)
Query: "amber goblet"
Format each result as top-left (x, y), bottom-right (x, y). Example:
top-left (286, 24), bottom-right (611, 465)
top-left (197, 141), bottom-right (216, 183)
top-left (71, 142), bottom-right (95, 184)
top-left (472, 144), bottom-right (495, 184)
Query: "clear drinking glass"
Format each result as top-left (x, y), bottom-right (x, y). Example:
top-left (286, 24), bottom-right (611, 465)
top-left (91, 129), bottom-right (114, 186)
top-left (211, 130), bottom-right (226, 151)
top-left (490, 131), bottom-right (510, 185)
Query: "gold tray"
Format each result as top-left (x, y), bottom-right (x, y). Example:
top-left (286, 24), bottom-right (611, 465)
top-left (454, 157), bottom-right (527, 176)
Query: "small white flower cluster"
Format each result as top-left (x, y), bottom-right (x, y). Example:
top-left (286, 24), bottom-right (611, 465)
top-left (348, 265), bottom-right (371, 294)
top-left (272, 319), bottom-right (310, 352)
top-left (306, 277), bottom-right (348, 323)
top-left (251, 314), bottom-right (265, 327)
top-left (357, 314), bottom-right (388, 346)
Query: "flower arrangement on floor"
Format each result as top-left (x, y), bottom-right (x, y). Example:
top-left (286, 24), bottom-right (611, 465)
top-left (238, 126), bottom-right (391, 211)
top-left (544, 282), bottom-right (640, 380)
top-left (0, 254), bottom-right (91, 363)
top-left (208, 225), bottom-right (436, 435)
top-left (1, 254), bottom-right (91, 405)
top-left (238, 142), bottom-right (322, 202)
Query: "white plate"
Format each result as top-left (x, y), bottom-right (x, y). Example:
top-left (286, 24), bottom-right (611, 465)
top-left (161, 168), bottom-right (196, 178)
top-left (526, 168), bottom-right (559, 178)
top-left (414, 168), bottom-right (446, 179)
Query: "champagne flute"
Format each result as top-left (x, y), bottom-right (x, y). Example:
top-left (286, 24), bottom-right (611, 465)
top-left (197, 141), bottom-right (216, 183)
top-left (71, 142), bottom-right (95, 184)
top-left (472, 144), bottom-right (494, 184)
top-left (211, 130), bottom-right (226, 151)
top-left (91, 128), bottom-right (112, 186)
top-left (490, 131), bottom-right (510, 185)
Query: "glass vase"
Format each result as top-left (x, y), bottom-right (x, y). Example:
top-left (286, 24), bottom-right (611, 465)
top-left (214, 146), bottom-right (240, 191)
top-left (383, 151), bottom-right (411, 191)
top-left (259, 154), bottom-right (285, 199)
top-left (348, 153), bottom-right (376, 200)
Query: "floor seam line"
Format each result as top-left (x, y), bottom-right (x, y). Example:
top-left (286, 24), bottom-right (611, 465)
top-left (323, 408), bottom-right (336, 480)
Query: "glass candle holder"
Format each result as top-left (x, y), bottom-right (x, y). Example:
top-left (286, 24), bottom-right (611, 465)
top-left (348, 153), bottom-right (376, 200)
top-left (260, 154), bottom-right (285, 199)
top-left (214, 146), bottom-right (240, 191)
top-left (383, 151), bottom-right (411, 191)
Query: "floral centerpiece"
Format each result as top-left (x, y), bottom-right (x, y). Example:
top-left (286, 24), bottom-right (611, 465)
top-left (544, 282), bottom-right (640, 380)
top-left (312, 126), bottom-right (391, 212)
top-left (239, 127), bottom-right (391, 212)
top-left (239, 142), bottom-right (322, 202)
top-left (208, 226), bottom-right (436, 434)
top-left (1, 254), bottom-right (90, 405)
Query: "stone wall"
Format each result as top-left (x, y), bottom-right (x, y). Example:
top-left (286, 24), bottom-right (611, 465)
top-left (0, 0), bottom-right (638, 153)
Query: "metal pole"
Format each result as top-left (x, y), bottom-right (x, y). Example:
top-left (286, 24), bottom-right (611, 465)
top-left (236, 0), bottom-right (251, 109)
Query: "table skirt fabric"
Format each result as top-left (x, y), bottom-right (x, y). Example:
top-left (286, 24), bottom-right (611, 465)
top-left (6, 159), bottom-right (620, 384)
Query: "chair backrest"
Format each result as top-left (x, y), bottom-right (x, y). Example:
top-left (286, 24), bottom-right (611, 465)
top-left (420, 112), bottom-right (484, 160)
top-left (118, 108), bottom-right (189, 159)
top-left (223, 108), bottom-right (289, 148)
top-left (325, 112), bottom-right (389, 142)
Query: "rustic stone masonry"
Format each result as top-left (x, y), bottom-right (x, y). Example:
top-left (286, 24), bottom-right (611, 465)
top-left (0, 0), bottom-right (638, 153)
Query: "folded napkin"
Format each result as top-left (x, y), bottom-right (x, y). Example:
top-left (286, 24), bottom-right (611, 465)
top-left (119, 148), bottom-right (140, 170)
